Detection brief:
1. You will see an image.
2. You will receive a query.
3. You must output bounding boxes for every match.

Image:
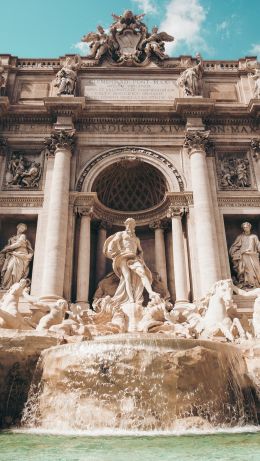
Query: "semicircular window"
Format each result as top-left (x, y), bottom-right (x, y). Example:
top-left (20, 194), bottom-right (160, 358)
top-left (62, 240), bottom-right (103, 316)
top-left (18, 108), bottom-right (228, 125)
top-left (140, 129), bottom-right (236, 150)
top-left (92, 159), bottom-right (167, 212)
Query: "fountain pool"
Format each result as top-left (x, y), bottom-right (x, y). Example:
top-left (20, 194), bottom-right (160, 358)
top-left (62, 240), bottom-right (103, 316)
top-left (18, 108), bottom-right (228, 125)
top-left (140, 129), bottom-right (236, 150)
top-left (1, 430), bottom-right (260, 461)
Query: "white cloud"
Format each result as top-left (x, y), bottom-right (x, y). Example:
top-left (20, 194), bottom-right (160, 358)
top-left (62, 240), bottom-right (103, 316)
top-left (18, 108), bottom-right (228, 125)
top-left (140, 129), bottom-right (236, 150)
top-left (159, 0), bottom-right (209, 55)
top-left (132, 0), bottom-right (157, 14)
top-left (217, 20), bottom-right (228, 32)
top-left (250, 44), bottom-right (260, 58)
top-left (71, 41), bottom-right (90, 55)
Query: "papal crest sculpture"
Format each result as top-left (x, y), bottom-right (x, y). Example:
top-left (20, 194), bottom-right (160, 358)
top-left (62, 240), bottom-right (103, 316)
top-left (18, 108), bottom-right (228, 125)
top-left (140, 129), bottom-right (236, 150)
top-left (81, 10), bottom-right (174, 66)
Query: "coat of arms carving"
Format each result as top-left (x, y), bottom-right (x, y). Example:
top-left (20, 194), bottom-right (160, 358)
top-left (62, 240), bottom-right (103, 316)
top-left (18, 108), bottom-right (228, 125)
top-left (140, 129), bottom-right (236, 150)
top-left (81, 10), bottom-right (174, 66)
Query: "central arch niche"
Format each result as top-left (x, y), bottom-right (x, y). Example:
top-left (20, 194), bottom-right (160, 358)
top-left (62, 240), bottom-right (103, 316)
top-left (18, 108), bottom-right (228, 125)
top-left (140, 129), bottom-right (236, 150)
top-left (92, 159), bottom-right (167, 212)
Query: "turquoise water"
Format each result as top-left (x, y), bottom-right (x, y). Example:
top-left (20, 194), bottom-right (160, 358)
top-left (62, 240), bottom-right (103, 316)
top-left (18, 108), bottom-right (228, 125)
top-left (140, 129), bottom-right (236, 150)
top-left (1, 431), bottom-right (260, 461)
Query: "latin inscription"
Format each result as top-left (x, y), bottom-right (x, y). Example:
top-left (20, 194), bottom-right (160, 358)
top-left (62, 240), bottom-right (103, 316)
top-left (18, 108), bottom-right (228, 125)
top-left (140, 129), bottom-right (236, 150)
top-left (84, 79), bottom-right (178, 101)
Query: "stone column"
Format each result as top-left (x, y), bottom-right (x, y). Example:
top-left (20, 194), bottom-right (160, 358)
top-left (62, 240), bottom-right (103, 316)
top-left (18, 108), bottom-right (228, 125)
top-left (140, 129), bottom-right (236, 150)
top-left (150, 221), bottom-right (168, 290)
top-left (41, 130), bottom-right (75, 299)
top-left (167, 206), bottom-right (189, 304)
top-left (184, 130), bottom-right (221, 293)
top-left (95, 221), bottom-right (109, 284)
top-left (76, 206), bottom-right (93, 307)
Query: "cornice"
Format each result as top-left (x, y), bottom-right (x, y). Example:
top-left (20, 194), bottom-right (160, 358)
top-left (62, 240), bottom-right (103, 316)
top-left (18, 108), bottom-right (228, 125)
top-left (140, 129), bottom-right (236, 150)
top-left (217, 195), bottom-right (260, 208)
top-left (70, 191), bottom-right (193, 226)
top-left (0, 194), bottom-right (44, 208)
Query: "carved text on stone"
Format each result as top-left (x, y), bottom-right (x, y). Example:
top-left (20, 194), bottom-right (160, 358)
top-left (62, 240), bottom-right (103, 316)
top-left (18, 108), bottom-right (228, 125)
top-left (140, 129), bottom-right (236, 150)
top-left (84, 79), bottom-right (178, 101)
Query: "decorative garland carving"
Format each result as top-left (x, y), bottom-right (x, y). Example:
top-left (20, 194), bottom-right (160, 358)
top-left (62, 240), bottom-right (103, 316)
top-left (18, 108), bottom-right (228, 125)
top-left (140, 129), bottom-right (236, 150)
top-left (76, 147), bottom-right (184, 192)
top-left (0, 195), bottom-right (44, 208)
top-left (217, 196), bottom-right (260, 208)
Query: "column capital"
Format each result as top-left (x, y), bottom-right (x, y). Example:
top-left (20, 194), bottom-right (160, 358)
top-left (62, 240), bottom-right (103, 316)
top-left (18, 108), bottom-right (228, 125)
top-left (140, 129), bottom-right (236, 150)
top-left (184, 130), bottom-right (210, 155)
top-left (74, 205), bottom-right (94, 218)
top-left (44, 129), bottom-right (75, 156)
top-left (250, 137), bottom-right (260, 161)
top-left (94, 220), bottom-right (112, 231)
top-left (149, 220), bottom-right (169, 230)
top-left (167, 205), bottom-right (187, 219)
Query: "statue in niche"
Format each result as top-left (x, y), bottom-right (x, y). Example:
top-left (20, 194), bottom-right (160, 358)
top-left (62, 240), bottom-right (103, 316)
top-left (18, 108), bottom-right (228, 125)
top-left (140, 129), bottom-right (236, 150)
top-left (103, 218), bottom-right (159, 306)
top-left (229, 222), bottom-right (260, 289)
top-left (139, 26), bottom-right (174, 61)
top-left (219, 155), bottom-right (250, 190)
top-left (82, 26), bottom-right (112, 61)
top-left (0, 223), bottom-right (34, 290)
top-left (177, 54), bottom-right (203, 96)
top-left (54, 55), bottom-right (81, 96)
top-left (6, 152), bottom-right (42, 189)
top-left (250, 67), bottom-right (260, 99)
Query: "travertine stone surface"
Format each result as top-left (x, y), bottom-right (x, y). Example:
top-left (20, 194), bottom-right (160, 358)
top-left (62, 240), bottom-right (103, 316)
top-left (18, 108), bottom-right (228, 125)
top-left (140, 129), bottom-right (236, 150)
top-left (0, 331), bottom-right (57, 428)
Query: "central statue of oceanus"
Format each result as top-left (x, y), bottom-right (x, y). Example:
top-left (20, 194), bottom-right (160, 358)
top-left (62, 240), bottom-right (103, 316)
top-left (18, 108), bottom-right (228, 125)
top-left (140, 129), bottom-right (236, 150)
top-left (103, 218), bottom-right (159, 307)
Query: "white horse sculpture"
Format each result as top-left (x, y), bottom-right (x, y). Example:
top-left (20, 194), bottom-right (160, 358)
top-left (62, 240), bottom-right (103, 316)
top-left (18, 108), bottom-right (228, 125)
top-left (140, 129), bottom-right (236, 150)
top-left (200, 279), bottom-right (246, 341)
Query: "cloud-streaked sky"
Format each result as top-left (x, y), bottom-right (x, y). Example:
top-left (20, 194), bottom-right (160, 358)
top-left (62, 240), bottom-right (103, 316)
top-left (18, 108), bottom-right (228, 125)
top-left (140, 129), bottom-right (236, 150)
top-left (0, 0), bottom-right (259, 60)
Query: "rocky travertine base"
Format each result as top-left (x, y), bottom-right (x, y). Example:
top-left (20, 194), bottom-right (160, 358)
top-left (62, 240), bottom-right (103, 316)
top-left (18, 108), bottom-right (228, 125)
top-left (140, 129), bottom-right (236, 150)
top-left (22, 335), bottom-right (256, 431)
top-left (0, 330), bottom-right (58, 427)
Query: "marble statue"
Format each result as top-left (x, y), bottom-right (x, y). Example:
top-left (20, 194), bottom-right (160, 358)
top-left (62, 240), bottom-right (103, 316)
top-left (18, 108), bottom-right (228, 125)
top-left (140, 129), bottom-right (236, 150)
top-left (250, 67), bottom-right (260, 99)
top-left (82, 26), bottom-right (111, 61)
top-left (6, 153), bottom-right (41, 189)
top-left (0, 223), bottom-right (34, 290)
top-left (54, 55), bottom-right (81, 96)
top-left (103, 218), bottom-right (158, 306)
top-left (229, 222), bottom-right (260, 288)
top-left (35, 299), bottom-right (68, 331)
top-left (199, 279), bottom-right (246, 342)
top-left (0, 279), bottom-right (34, 330)
top-left (81, 10), bottom-right (173, 65)
top-left (140, 27), bottom-right (174, 61)
top-left (177, 54), bottom-right (203, 96)
top-left (110, 10), bottom-right (147, 35)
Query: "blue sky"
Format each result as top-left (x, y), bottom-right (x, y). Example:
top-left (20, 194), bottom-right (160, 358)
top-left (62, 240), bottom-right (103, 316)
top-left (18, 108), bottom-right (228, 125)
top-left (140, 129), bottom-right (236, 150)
top-left (0, 0), bottom-right (259, 60)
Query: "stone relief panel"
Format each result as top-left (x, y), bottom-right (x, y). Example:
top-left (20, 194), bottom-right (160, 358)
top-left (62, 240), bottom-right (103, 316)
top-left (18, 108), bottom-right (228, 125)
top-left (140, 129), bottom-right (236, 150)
top-left (3, 151), bottom-right (43, 190)
top-left (216, 152), bottom-right (256, 191)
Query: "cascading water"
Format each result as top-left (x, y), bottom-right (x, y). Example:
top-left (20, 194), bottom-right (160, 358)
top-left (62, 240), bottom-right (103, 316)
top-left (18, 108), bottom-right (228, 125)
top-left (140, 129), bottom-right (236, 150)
top-left (21, 334), bottom-right (258, 432)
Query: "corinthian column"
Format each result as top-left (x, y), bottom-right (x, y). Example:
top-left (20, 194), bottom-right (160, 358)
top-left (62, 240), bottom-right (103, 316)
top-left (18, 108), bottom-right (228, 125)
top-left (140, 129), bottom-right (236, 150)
top-left (167, 206), bottom-right (189, 304)
top-left (41, 130), bottom-right (75, 299)
top-left (76, 206), bottom-right (93, 307)
top-left (150, 221), bottom-right (168, 290)
top-left (184, 130), bottom-right (220, 294)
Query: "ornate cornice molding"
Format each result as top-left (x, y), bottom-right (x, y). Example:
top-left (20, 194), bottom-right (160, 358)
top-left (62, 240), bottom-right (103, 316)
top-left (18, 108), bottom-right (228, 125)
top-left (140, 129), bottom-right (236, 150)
top-left (71, 191), bottom-right (192, 226)
top-left (0, 194), bottom-right (44, 208)
top-left (217, 195), bottom-right (260, 208)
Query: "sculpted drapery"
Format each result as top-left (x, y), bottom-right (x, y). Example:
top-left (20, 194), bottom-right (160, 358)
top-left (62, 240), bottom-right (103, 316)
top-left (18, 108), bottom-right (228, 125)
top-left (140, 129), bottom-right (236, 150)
top-left (0, 223), bottom-right (34, 290)
top-left (229, 222), bottom-right (260, 289)
top-left (103, 218), bottom-right (156, 306)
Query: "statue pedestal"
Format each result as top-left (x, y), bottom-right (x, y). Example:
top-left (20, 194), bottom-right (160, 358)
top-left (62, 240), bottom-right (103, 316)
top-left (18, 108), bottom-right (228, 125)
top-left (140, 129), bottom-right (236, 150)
top-left (121, 302), bottom-right (143, 332)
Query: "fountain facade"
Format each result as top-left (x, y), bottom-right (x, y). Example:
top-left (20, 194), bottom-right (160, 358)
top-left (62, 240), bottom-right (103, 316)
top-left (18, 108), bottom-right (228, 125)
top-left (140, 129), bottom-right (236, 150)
top-left (0, 9), bottom-right (260, 432)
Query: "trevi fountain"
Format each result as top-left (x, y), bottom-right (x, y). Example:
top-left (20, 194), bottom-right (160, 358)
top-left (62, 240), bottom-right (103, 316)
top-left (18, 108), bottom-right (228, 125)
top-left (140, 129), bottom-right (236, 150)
top-left (1, 8), bottom-right (260, 461)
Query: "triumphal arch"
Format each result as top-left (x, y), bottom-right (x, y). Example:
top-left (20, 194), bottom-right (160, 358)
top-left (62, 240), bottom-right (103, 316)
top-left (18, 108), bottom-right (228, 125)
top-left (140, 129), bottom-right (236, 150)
top-left (0, 10), bottom-right (260, 316)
